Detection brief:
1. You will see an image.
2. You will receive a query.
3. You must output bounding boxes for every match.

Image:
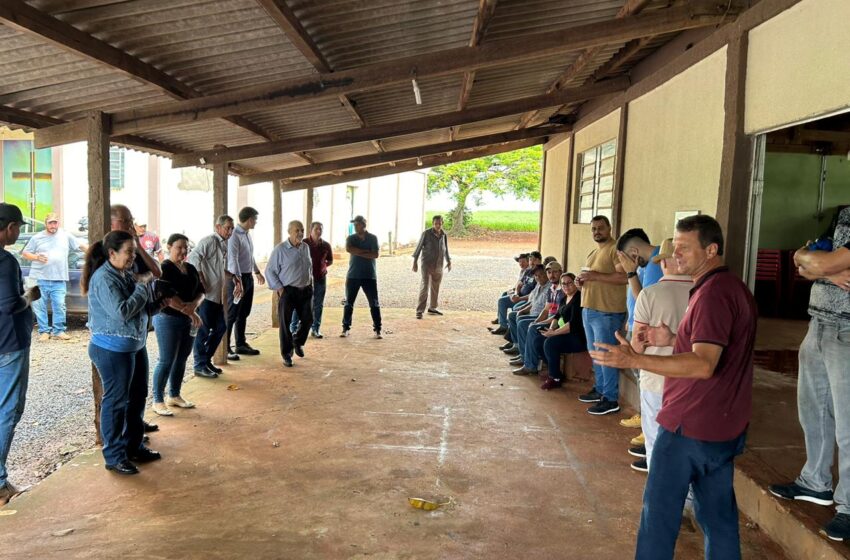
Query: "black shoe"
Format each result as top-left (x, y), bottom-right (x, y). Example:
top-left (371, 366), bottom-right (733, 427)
top-left (628, 445), bottom-right (647, 458)
top-left (193, 366), bottom-right (218, 378)
top-left (143, 435), bottom-right (150, 444)
top-left (587, 399), bottom-right (620, 416)
top-left (578, 389), bottom-right (603, 403)
top-left (499, 341), bottom-right (513, 351)
top-left (490, 318), bottom-right (500, 325)
top-left (503, 347), bottom-right (519, 356)
top-left (235, 345), bottom-right (260, 356)
top-left (416, 313), bottom-right (423, 319)
top-left (207, 363), bottom-right (223, 374)
top-left (143, 421), bottom-right (159, 433)
top-left (427, 308), bottom-right (443, 315)
top-left (508, 356), bottom-right (524, 365)
top-left (294, 346), bottom-right (305, 358)
top-left (769, 482), bottom-right (834, 506)
top-left (227, 352), bottom-right (240, 361)
top-left (105, 460), bottom-right (139, 475)
top-left (631, 459), bottom-right (648, 473)
top-left (491, 326), bottom-right (508, 335)
top-left (283, 354), bottom-right (293, 367)
top-left (823, 513), bottom-right (850, 541)
top-left (129, 447), bottom-right (162, 463)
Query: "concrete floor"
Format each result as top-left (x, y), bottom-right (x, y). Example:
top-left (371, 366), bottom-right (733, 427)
top-left (2, 309), bottom-right (785, 559)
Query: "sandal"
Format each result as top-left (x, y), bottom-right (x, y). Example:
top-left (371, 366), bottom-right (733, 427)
top-left (167, 396), bottom-right (195, 409)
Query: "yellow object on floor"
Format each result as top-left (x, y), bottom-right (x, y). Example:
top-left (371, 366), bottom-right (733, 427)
top-left (620, 414), bottom-right (642, 428)
top-left (630, 433), bottom-right (645, 446)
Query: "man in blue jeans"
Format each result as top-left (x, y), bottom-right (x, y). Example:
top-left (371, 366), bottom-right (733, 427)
top-left (591, 215), bottom-right (758, 560)
top-left (576, 215), bottom-right (627, 415)
top-left (20, 212), bottom-right (87, 342)
top-left (291, 221), bottom-right (333, 338)
top-left (341, 216), bottom-right (382, 339)
top-left (0, 203), bottom-right (41, 505)
top-left (769, 206), bottom-right (850, 541)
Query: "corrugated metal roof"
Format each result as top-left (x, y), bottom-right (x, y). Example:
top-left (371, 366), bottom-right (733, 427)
top-left (348, 75), bottom-right (462, 126)
top-left (486, 0), bottom-right (625, 40)
top-left (466, 52), bottom-right (582, 108)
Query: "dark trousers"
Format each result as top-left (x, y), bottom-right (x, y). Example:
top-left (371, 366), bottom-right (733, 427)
top-left (279, 285), bottom-right (313, 357)
top-left (226, 273), bottom-right (254, 349)
top-left (636, 427), bottom-right (746, 560)
top-left (152, 313), bottom-right (193, 402)
top-left (342, 278), bottom-right (382, 331)
top-left (88, 343), bottom-right (149, 465)
top-left (193, 300), bottom-right (227, 369)
top-left (290, 276), bottom-right (327, 332)
top-left (540, 333), bottom-right (586, 381)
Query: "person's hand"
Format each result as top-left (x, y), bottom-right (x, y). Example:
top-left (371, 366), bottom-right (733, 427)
top-left (136, 272), bottom-right (154, 285)
top-left (647, 322), bottom-right (676, 347)
top-left (793, 244), bottom-right (811, 266)
top-left (233, 282), bottom-right (244, 300)
top-left (510, 294), bottom-right (520, 303)
top-left (255, 271), bottom-right (265, 286)
top-left (827, 269), bottom-right (850, 292)
top-left (542, 329), bottom-right (555, 338)
top-left (412, 261), bottom-right (418, 273)
top-left (590, 332), bottom-right (638, 369)
top-left (577, 271), bottom-right (597, 284)
top-left (189, 311), bottom-right (202, 329)
top-left (617, 251), bottom-right (638, 274)
top-left (36, 253), bottom-right (49, 264)
top-left (446, 261), bottom-right (452, 272)
top-left (25, 285), bottom-right (41, 303)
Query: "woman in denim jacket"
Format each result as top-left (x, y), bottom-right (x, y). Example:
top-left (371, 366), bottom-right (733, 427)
top-left (82, 230), bottom-right (167, 475)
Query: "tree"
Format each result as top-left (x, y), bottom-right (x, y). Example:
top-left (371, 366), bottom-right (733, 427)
top-left (426, 145), bottom-right (542, 236)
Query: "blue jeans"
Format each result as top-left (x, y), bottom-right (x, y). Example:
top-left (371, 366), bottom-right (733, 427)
top-left (193, 300), bottom-right (227, 369)
top-left (89, 343), bottom-right (149, 465)
top-left (153, 313), bottom-right (193, 402)
top-left (582, 308), bottom-right (626, 401)
top-left (290, 276), bottom-right (327, 332)
top-left (497, 292), bottom-right (512, 327)
top-left (524, 325), bottom-right (546, 369)
top-left (0, 348), bottom-right (29, 486)
top-left (796, 317), bottom-right (850, 514)
top-left (33, 279), bottom-right (67, 334)
top-left (342, 278), bottom-right (382, 331)
top-left (515, 316), bottom-right (536, 354)
top-left (637, 427), bottom-right (746, 560)
top-left (541, 333), bottom-right (586, 380)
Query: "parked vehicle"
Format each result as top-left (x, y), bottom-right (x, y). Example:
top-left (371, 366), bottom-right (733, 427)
top-left (11, 231), bottom-right (88, 315)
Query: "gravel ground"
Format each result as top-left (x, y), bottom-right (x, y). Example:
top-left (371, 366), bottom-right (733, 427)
top-left (7, 234), bottom-right (536, 488)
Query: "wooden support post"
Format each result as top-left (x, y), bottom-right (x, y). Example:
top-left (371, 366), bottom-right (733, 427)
top-left (612, 104), bottom-right (629, 237)
top-left (87, 111), bottom-right (110, 446)
top-left (305, 187), bottom-right (314, 229)
top-left (212, 157), bottom-right (229, 366)
top-left (271, 182), bottom-right (283, 329)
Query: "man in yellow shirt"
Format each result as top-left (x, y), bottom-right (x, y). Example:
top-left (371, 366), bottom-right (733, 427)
top-left (576, 215), bottom-right (627, 415)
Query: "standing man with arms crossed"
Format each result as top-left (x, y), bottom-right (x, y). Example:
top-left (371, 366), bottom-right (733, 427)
top-left (0, 203), bottom-right (40, 505)
top-left (267, 220), bottom-right (313, 368)
top-left (21, 212), bottom-right (87, 341)
top-left (412, 215), bottom-right (451, 319)
top-left (189, 215), bottom-right (238, 378)
top-left (341, 215), bottom-right (382, 339)
top-left (591, 215), bottom-right (758, 560)
top-left (227, 207), bottom-right (265, 360)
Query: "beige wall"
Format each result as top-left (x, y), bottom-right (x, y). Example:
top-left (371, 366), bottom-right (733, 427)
top-left (539, 137), bottom-right (570, 263)
top-left (746, 0), bottom-right (850, 134)
top-left (566, 109), bottom-right (621, 274)
top-left (620, 47), bottom-right (727, 246)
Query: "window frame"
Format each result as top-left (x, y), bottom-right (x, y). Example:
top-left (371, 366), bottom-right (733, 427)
top-left (109, 146), bottom-right (125, 190)
top-left (573, 139), bottom-right (617, 224)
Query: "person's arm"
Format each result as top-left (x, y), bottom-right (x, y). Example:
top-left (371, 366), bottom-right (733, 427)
top-left (227, 235), bottom-right (242, 276)
top-left (412, 231), bottom-right (426, 262)
top-left (325, 243), bottom-right (333, 267)
top-left (0, 261), bottom-right (38, 314)
top-left (826, 268), bottom-right (850, 291)
top-left (795, 246), bottom-right (850, 278)
top-left (444, 234), bottom-right (451, 271)
top-left (264, 248), bottom-right (283, 292)
top-left (94, 274), bottom-right (151, 321)
top-left (135, 239), bottom-right (162, 278)
top-left (579, 269), bottom-right (628, 285)
top-left (346, 238), bottom-right (379, 259)
top-left (534, 306), bottom-right (548, 323)
top-left (21, 237), bottom-right (46, 263)
top-left (591, 334), bottom-right (723, 380)
top-left (617, 251), bottom-right (642, 298)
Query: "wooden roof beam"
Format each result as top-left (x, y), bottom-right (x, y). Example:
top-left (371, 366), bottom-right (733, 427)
top-left (34, 1), bottom-right (735, 147)
top-left (170, 77), bottom-right (628, 168)
top-left (458, 0), bottom-right (498, 111)
top-left (338, 94), bottom-right (384, 153)
top-left (254, 0), bottom-right (332, 73)
top-left (240, 125), bottom-right (569, 185)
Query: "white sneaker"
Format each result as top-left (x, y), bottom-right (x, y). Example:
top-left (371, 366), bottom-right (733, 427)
top-left (152, 402), bottom-right (173, 416)
top-left (374, 330), bottom-right (383, 340)
top-left (340, 329), bottom-right (350, 338)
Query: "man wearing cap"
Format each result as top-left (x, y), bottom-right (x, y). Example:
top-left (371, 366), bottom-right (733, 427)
top-left (135, 222), bottom-right (163, 263)
top-left (21, 213), bottom-right (88, 341)
top-left (491, 253), bottom-right (530, 335)
top-left (341, 216), bottom-right (382, 339)
top-left (0, 203), bottom-right (41, 505)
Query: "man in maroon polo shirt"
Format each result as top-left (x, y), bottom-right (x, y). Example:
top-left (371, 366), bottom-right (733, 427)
top-left (290, 222), bottom-right (333, 339)
top-left (591, 215), bottom-right (757, 560)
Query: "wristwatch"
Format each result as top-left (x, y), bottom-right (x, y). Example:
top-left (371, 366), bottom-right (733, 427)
top-left (627, 271), bottom-right (638, 279)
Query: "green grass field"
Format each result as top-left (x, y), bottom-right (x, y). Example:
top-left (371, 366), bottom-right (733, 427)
top-left (425, 210), bottom-right (539, 232)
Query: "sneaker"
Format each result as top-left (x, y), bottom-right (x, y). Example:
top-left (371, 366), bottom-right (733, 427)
top-left (166, 396), bottom-right (195, 409)
top-left (587, 399), bottom-right (620, 416)
top-left (152, 402), bottom-right (173, 416)
top-left (38, 333), bottom-right (50, 342)
top-left (503, 347), bottom-right (519, 356)
top-left (0, 482), bottom-right (26, 506)
top-left (769, 482), bottom-right (834, 506)
top-left (427, 308), bottom-right (443, 316)
top-left (416, 313), bottom-right (423, 319)
top-left (54, 332), bottom-right (72, 341)
top-left (578, 389), bottom-right (603, 403)
top-left (628, 445), bottom-right (647, 458)
top-left (823, 513), bottom-right (850, 541)
top-left (227, 352), bottom-right (241, 361)
top-left (540, 377), bottom-right (563, 390)
top-left (375, 330), bottom-right (383, 340)
top-left (311, 330), bottom-right (324, 339)
top-left (631, 459), bottom-right (649, 473)
top-left (499, 341), bottom-right (513, 351)
top-left (340, 329), bottom-right (350, 338)
top-left (619, 414), bottom-right (642, 429)
top-left (207, 363), bottom-right (223, 374)
top-left (630, 432), bottom-right (646, 447)
top-left (508, 356), bottom-right (524, 365)
top-left (294, 346), bottom-right (305, 358)
top-left (512, 366), bottom-right (536, 376)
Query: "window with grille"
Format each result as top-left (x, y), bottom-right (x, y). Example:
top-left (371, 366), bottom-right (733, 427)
top-left (575, 139), bottom-right (616, 224)
top-left (109, 146), bottom-right (125, 190)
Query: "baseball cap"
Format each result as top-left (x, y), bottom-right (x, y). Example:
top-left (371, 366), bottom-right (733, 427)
top-left (350, 215), bottom-right (366, 225)
top-left (651, 238), bottom-right (675, 264)
top-left (545, 260), bottom-right (563, 270)
top-left (45, 212), bottom-right (59, 223)
top-left (513, 253), bottom-right (529, 262)
top-left (528, 250), bottom-right (542, 261)
top-left (0, 203), bottom-right (24, 224)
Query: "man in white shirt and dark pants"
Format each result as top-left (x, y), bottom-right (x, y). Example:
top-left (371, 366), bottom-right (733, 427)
top-left (266, 220), bottom-right (313, 368)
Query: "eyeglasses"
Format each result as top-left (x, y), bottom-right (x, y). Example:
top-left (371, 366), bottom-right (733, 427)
top-left (560, 281), bottom-right (574, 286)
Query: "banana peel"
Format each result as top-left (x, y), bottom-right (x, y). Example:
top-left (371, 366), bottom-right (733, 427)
top-left (408, 497), bottom-right (451, 511)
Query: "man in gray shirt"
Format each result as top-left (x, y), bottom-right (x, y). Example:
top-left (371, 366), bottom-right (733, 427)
top-left (341, 215), bottom-right (382, 339)
top-left (226, 207), bottom-right (265, 359)
top-left (21, 212), bottom-right (87, 341)
top-left (412, 214), bottom-right (451, 319)
top-left (266, 220), bottom-right (313, 367)
top-left (189, 215), bottom-right (237, 378)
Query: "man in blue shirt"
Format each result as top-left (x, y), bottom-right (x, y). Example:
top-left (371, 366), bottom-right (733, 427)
top-left (226, 207), bottom-right (265, 359)
top-left (341, 215), bottom-right (382, 339)
top-left (0, 203), bottom-right (41, 505)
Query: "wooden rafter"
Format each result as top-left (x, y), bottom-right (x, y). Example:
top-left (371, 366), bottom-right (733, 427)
top-left (591, 36), bottom-right (654, 82)
top-left (515, 0), bottom-right (653, 130)
top-left (34, 1), bottom-right (736, 148)
top-left (169, 77), bottom-right (628, 168)
top-left (279, 137), bottom-right (543, 192)
top-left (0, 0), bottom-right (279, 147)
top-left (457, 0), bottom-right (498, 113)
top-left (338, 94), bottom-right (384, 153)
top-left (240, 125), bottom-right (569, 185)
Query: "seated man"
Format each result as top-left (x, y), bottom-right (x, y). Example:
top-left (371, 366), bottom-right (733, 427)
top-left (502, 264), bottom-right (550, 357)
top-left (511, 261), bottom-right (564, 374)
top-left (492, 251), bottom-right (542, 335)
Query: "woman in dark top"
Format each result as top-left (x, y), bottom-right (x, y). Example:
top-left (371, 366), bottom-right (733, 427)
top-left (151, 234), bottom-right (204, 416)
top-left (537, 272), bottom-right (586, 390)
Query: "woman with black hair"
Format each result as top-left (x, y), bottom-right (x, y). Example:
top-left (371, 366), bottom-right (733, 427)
top-left (151, 233), bottom-right (203, 417)
top-left (82, 230), bottom-right (170, 475)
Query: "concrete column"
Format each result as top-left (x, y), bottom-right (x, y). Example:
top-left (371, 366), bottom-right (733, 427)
top-left (147, 155), bottom-right (161, 234)
top-left (271, 182), bottom-right (283, 328)
top-left (212, 157), bottom-right (229, 366)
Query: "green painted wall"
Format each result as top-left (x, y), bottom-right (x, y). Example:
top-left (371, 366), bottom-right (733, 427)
top-left (759, 153), bottom-right (850, 249)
